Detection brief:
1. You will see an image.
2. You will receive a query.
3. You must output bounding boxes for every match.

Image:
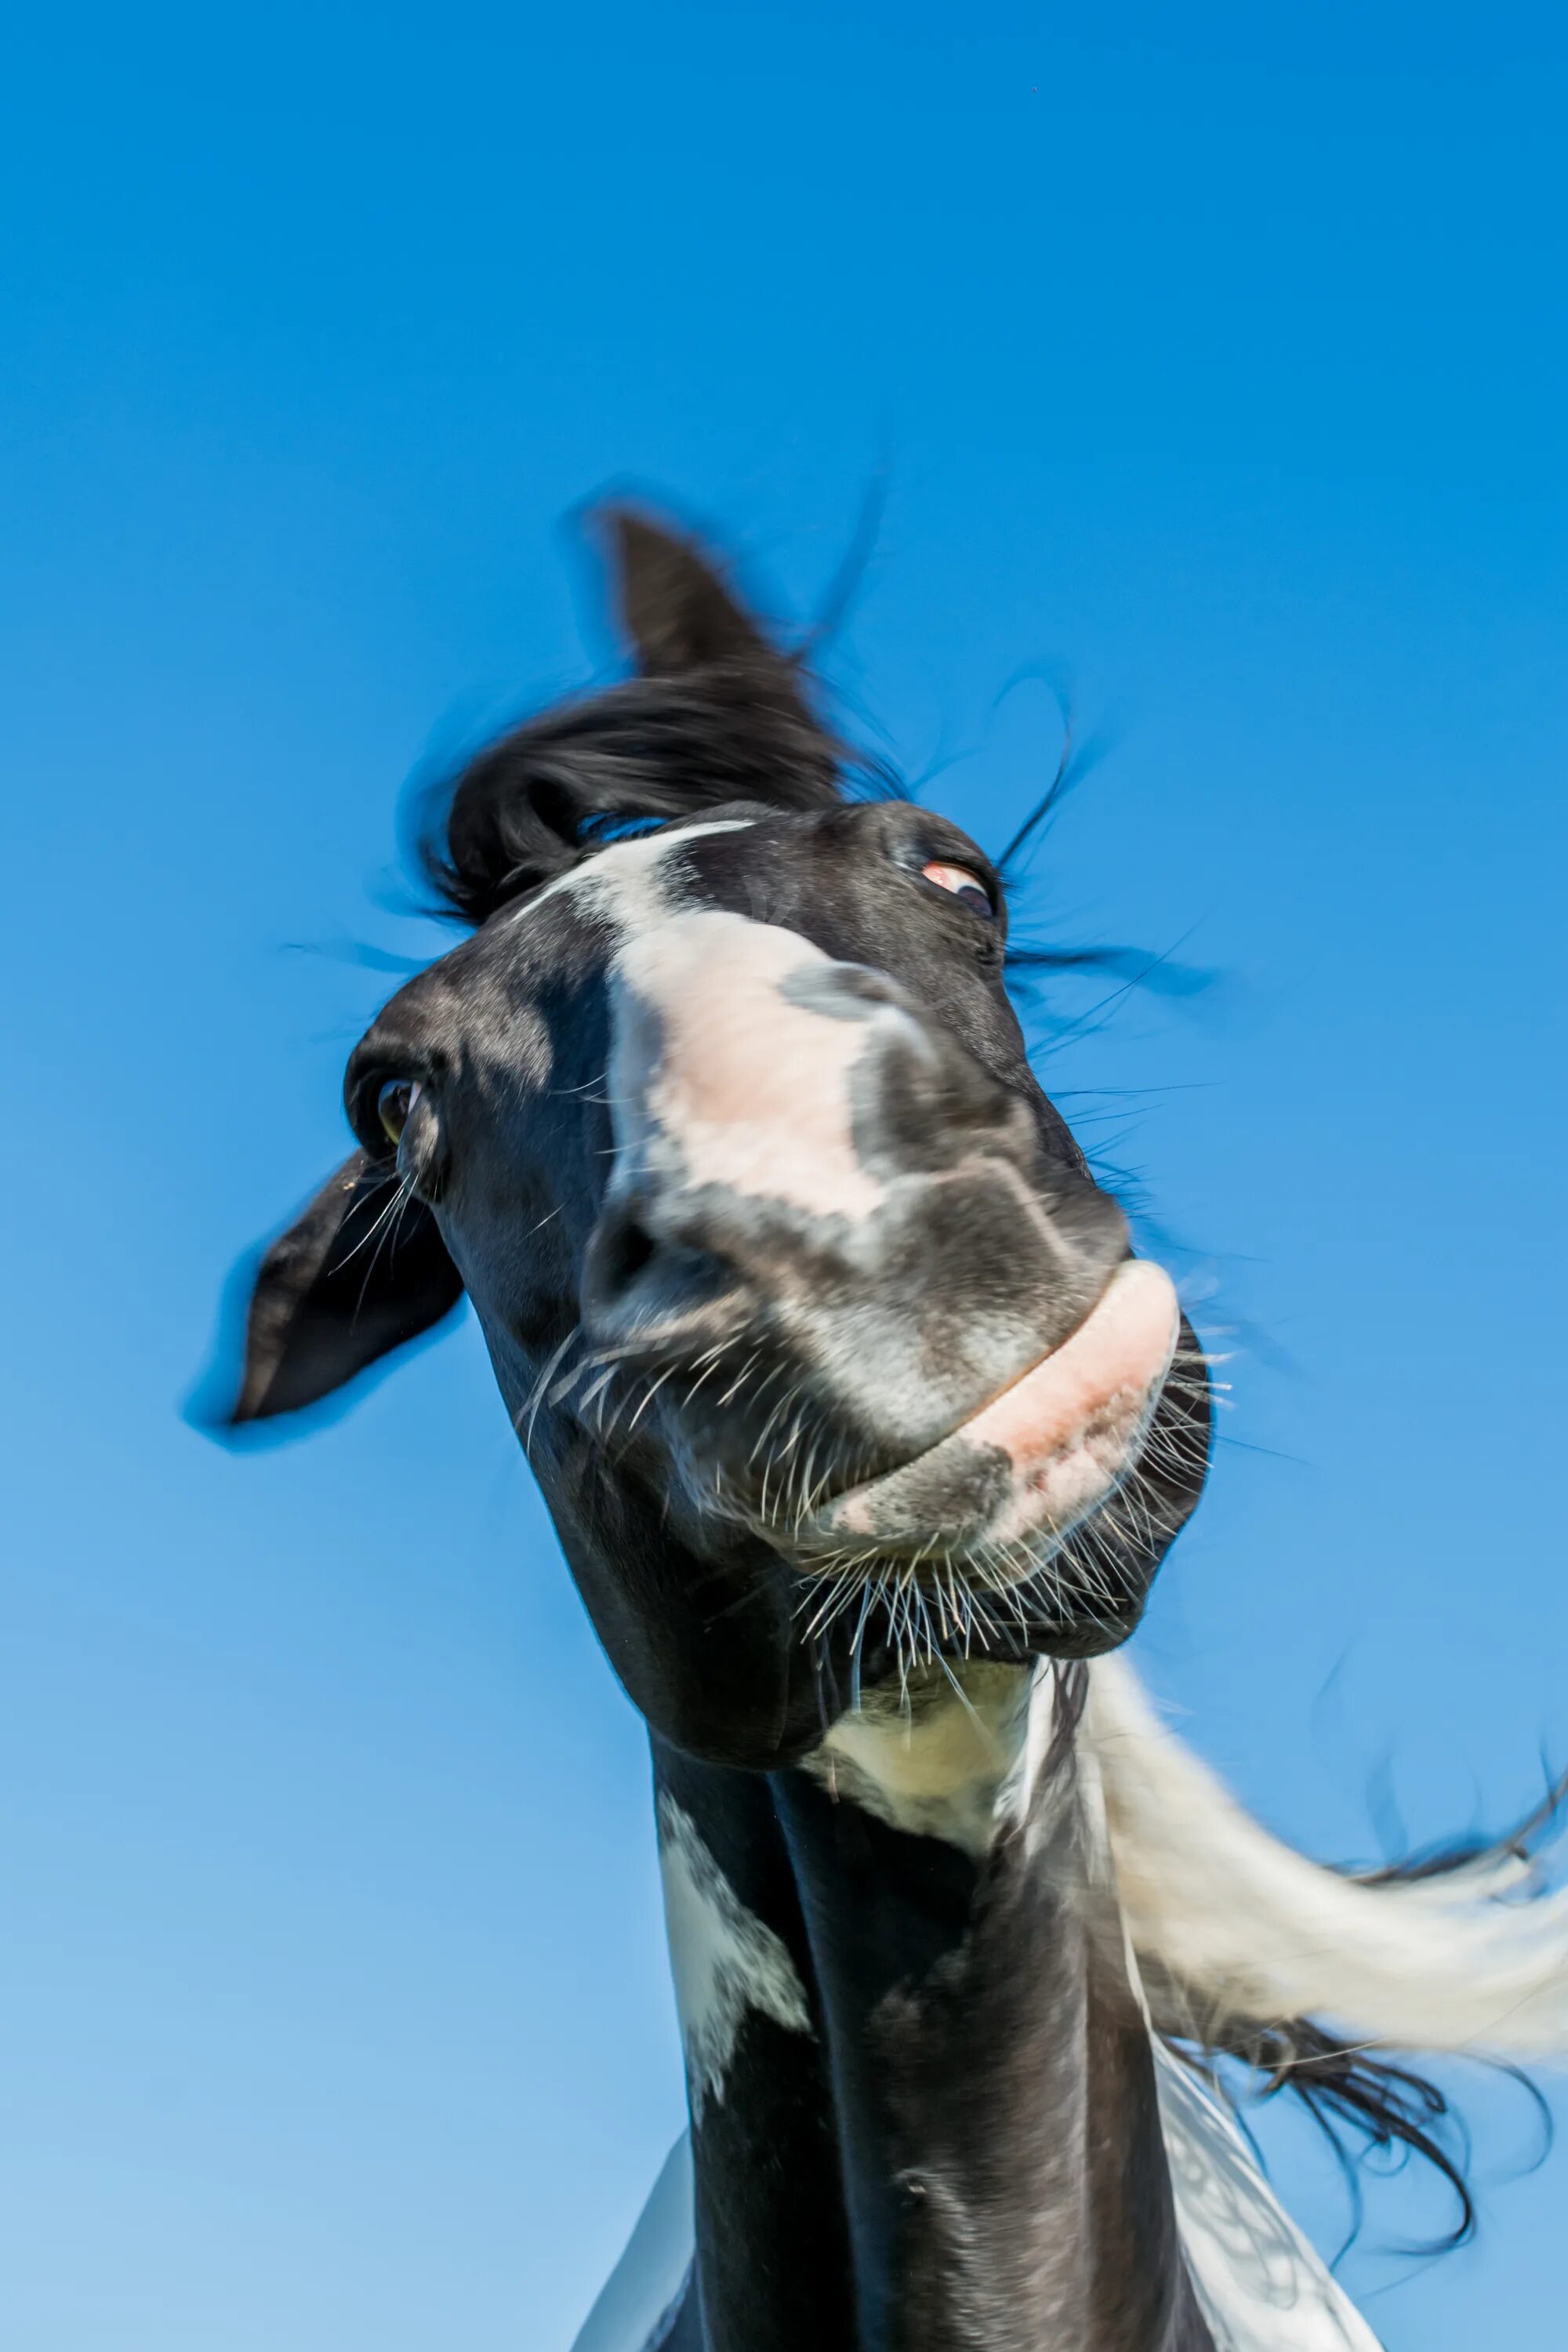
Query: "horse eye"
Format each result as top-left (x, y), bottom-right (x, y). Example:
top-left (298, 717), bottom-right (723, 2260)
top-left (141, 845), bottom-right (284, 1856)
top-left (921, 860), bottom-right (995, 919)
top-left (378, 1078), bottom-right (422, 1145)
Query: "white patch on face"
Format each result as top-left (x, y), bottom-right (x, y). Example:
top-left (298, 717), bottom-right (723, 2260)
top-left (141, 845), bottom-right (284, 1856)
top-left (807, 1660), bottom-right (1040, 1857)
top-left (656, 1795), bottom-right (813, 2122)
top-left (611, 910), bottom-right (896, 1222)
top-left (502, 817), bottom-right (757, 935)
top-left (508, 817), bottom-right (898, 1224)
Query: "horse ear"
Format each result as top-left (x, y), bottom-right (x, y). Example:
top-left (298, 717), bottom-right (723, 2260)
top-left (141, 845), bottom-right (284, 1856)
top-left (204, 1151), bottom-right (465, 1431)
top-left (598, 504), bottom-right (794, 678)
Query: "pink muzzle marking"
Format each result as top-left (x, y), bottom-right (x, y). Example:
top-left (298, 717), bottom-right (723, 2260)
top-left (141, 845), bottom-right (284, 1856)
top-left (610, 912), bottom-right (902, 1222)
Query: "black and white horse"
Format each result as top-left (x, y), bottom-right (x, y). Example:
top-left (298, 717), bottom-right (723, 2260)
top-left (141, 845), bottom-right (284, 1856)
top-left (212, 511), bottom-right (1568, 2352)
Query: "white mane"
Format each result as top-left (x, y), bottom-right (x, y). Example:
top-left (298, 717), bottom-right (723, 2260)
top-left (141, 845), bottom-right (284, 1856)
top-left (1086, 1653), bottom-right (1568, 2058)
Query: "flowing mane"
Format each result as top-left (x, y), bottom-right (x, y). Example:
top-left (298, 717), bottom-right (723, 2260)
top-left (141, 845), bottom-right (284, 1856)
top-left (1087, 1657), bottom-right (1566, 2240)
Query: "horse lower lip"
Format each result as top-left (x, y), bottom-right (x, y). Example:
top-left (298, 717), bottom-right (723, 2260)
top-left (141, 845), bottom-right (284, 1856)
top-left (794, 1259), bottom-right (1181, 1563)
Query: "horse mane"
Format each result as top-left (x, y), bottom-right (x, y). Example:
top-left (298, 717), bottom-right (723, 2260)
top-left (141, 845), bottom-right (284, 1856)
top-left (417, 665), bottom-right (858, 927)
top-left (1086, 1654), bottom-right (1566, 2243)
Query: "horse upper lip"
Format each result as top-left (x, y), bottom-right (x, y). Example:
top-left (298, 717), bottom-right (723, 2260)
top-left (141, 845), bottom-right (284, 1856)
top-left (937, 1274), bottom-right (1138, 1446)
top-left (782, 1258), bottom-right (1180, 1546)
top-left (774, 1265), bottom-right (1127, 1523)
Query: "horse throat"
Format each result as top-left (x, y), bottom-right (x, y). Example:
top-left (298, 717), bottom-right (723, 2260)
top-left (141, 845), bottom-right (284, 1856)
top-left (651, 1662), bottom-right (1210, 2352)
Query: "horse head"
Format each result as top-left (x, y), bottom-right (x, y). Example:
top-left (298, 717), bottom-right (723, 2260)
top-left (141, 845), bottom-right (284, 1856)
top-left (215, 508), bottom-right (1211, 1769)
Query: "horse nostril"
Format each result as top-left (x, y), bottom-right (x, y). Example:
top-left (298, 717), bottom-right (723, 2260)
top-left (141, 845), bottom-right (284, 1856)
top-left (591, 1207), bottom-right (659, 1299)
top-left (584, 1204), bottom-right (730, 1333)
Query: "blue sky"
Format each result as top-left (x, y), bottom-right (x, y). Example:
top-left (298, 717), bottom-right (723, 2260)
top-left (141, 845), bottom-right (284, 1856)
top-left (4, 5), bottom-right (1567, 2343)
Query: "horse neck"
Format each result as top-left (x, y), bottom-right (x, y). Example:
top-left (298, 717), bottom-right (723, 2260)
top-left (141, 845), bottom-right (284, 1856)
top-left (652, 1663), bottom-right (1210, 2352)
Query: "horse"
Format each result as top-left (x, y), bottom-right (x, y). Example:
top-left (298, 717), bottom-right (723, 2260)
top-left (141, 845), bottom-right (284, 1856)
top-left (209, 508), bottom-right (1568, 2351)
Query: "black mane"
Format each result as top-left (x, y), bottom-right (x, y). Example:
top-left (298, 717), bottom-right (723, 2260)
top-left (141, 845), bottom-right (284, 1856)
top-left (414, 503), bottom-right (880, 927)
top-left (419, 662), bottom-right (848, 926)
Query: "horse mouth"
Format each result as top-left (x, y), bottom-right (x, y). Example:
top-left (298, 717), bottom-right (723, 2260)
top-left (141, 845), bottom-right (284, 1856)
top-left (787, 1258), bottom-right (1181, 1584)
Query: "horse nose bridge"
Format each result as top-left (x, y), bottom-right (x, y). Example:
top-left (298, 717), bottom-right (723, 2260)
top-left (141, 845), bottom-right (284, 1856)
top-left (604, 913), bottom-right (930, 1227)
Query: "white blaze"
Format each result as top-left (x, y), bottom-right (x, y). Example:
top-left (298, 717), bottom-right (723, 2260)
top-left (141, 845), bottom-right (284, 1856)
top-left (610, 910), bottom-right (893, 1223)
top-left (506, 818), bottom-right (901, 1227)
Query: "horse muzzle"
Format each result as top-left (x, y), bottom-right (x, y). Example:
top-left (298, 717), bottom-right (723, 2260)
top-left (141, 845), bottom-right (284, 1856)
top-left (789, 1258), bottom-right (1181, 1573)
